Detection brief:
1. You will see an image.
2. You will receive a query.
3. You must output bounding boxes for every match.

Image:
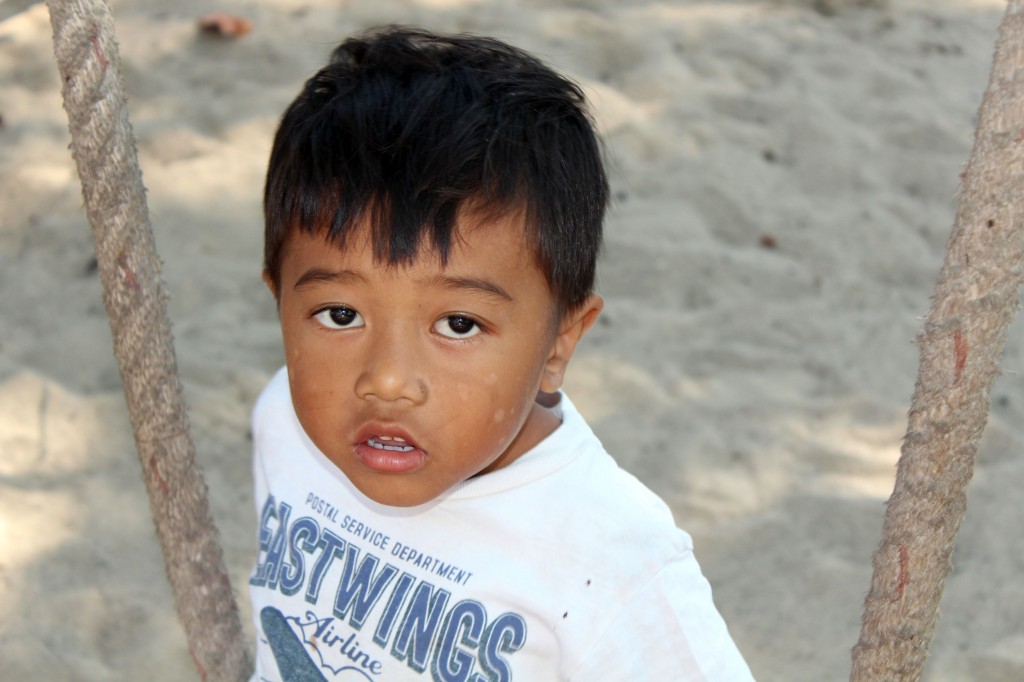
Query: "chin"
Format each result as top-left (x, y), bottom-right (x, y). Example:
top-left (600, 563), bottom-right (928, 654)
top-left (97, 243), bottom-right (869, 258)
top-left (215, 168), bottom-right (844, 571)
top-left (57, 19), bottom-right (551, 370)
top-left (354, 479), bottom-right (445, 509)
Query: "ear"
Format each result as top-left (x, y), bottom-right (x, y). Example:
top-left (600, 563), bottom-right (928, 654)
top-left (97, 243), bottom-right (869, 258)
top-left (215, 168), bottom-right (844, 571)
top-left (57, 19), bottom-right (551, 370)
top-left (540, 295), bottom-right (604, 393)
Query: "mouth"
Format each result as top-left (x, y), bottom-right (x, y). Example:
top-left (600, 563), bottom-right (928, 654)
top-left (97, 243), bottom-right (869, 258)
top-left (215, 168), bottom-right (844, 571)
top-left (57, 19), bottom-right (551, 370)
top-left (366, 436), bottom-right (416, 453)
top-left (354, 428), bottom-right (427, 475)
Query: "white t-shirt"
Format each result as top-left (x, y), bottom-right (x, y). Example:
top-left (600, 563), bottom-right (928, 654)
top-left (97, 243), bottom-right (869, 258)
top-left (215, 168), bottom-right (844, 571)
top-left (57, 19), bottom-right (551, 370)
top-left (249, 367), bottom-right (754, 681)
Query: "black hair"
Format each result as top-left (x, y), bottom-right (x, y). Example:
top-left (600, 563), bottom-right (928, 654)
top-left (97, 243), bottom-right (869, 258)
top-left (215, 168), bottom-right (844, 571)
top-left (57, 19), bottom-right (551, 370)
top-left (264, 26), bottom-right (608, 312)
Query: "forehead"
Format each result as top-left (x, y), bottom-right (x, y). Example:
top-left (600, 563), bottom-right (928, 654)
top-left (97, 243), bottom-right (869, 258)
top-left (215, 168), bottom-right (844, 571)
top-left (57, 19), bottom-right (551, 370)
top-left (279, 207), bottom-right (546, 286)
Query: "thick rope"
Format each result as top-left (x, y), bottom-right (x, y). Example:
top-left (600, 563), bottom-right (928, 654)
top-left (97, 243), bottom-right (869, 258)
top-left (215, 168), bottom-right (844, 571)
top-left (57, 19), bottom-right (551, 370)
top-left (45, 1), bottom-right (251, 679)
top-left (851, 1), bottom-right (1024, 679)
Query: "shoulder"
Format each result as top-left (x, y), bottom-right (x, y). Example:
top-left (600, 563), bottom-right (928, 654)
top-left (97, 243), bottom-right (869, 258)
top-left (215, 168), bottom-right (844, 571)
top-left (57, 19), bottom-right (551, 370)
top-left (553, 394), bottom-right (686, 547)
top-left (568, 549), bottom-right (755, 681)
top-left (552, 399), bottom-right (753, 680)
top-left (510, 395), bottom-right (694, 603)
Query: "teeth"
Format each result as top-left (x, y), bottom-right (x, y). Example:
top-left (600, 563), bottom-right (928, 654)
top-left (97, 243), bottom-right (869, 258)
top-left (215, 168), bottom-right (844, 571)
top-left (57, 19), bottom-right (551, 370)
top-left (368, 437), bottom-right (415, 452)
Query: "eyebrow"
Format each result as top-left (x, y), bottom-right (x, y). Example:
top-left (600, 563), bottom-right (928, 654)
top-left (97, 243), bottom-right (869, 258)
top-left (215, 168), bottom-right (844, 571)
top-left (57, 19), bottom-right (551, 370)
top-left (435, 275), bottom-right (513, 302)
top-left (292, 268), bottom-right (513, 302)
top-left (293, 268), bottom-right (366, 290)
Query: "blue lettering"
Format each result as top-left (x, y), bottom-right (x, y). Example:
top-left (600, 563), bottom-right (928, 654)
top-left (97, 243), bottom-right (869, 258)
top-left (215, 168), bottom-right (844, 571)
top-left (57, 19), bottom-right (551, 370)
top-left (479, 613), bottom-right (527, 682)
top-left (262, 502), bottom-right (292, 589)
top-left (392, 581), bottom-right (451, 673)
top-left (334, 544), bottom-right (399, 629)
top-left (280, 517), bottom-right (320, 596)
top-left (249, 496), bottom-right (277, 587)
top-left (374, 572), bottom-right (415, 648)
top-left (432, 600), bottom-right (486, 682)
top-left (305, 530), bottom-right (346, 604)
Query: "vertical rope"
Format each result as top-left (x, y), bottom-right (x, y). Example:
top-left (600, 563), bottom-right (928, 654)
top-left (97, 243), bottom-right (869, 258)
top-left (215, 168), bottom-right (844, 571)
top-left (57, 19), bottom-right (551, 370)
top-left (851, 1), bottom-right (1024, 679)
top-left (45, 1), bottom-right (251, 679)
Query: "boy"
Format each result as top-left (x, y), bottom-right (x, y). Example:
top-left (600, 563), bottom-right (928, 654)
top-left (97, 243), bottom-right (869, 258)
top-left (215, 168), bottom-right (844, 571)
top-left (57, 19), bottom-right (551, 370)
top-left (250, 26), bottom-right (753, 681)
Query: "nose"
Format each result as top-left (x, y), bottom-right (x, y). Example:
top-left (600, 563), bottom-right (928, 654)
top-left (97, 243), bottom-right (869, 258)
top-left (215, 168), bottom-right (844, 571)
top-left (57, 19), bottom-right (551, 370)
top-left (354, 324), bottom-right (427, 405)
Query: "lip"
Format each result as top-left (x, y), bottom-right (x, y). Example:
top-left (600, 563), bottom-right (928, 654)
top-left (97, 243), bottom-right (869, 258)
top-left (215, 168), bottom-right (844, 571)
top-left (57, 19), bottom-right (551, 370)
top-left (353, 423), bottom-right (427, 475)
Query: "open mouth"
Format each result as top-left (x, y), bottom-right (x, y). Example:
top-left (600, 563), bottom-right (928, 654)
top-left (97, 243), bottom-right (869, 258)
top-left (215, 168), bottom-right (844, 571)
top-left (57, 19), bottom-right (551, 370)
top-left (355, 431), bottom-right (426, 475)
top-left (366, 436), bottom-right (416, 453)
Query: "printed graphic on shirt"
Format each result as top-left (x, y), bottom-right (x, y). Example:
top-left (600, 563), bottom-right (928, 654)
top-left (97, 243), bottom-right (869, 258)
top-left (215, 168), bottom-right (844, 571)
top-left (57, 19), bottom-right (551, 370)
top-left (252, 494), bottom-right (528, 681)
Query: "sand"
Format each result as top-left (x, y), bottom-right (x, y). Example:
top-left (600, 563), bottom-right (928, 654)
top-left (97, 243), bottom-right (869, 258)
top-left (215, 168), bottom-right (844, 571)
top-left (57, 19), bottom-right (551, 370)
top-left (1, 0), bottom-right (1019, 679)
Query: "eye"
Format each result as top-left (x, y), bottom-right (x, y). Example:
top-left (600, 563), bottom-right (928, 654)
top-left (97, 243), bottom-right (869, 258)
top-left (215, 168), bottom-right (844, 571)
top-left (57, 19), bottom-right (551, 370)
top-left (433, 315), bottom-right (482, 339)
top-left (313, 306), bottom-right (365, 330)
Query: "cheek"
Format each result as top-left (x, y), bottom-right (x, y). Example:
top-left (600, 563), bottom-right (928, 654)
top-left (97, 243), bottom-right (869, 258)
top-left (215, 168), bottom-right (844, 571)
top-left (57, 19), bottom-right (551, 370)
top-left (281, 312), bottom-right (310, 367)
top-left (287, 346), bottom-right (346, 412)
top-left (286, 345), bottom-right (316, 392)
top-left (284, 344), bottom-right (303, 372)
top-left (289, 369), bottom-right (323, 419)
top-left (452, 378), bottom-right (523, 438)
top-left (484, 374), bottom-right (540, 431)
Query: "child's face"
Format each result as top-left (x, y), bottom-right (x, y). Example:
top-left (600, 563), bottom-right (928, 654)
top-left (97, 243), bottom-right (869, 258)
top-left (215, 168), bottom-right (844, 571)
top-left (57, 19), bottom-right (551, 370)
top-left (270, 209), bottom-right (601, 507)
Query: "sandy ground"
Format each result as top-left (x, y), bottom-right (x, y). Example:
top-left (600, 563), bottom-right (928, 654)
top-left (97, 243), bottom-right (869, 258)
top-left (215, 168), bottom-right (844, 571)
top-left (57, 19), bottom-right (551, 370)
top-left (2, 0), bottom-right (1021, 679)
